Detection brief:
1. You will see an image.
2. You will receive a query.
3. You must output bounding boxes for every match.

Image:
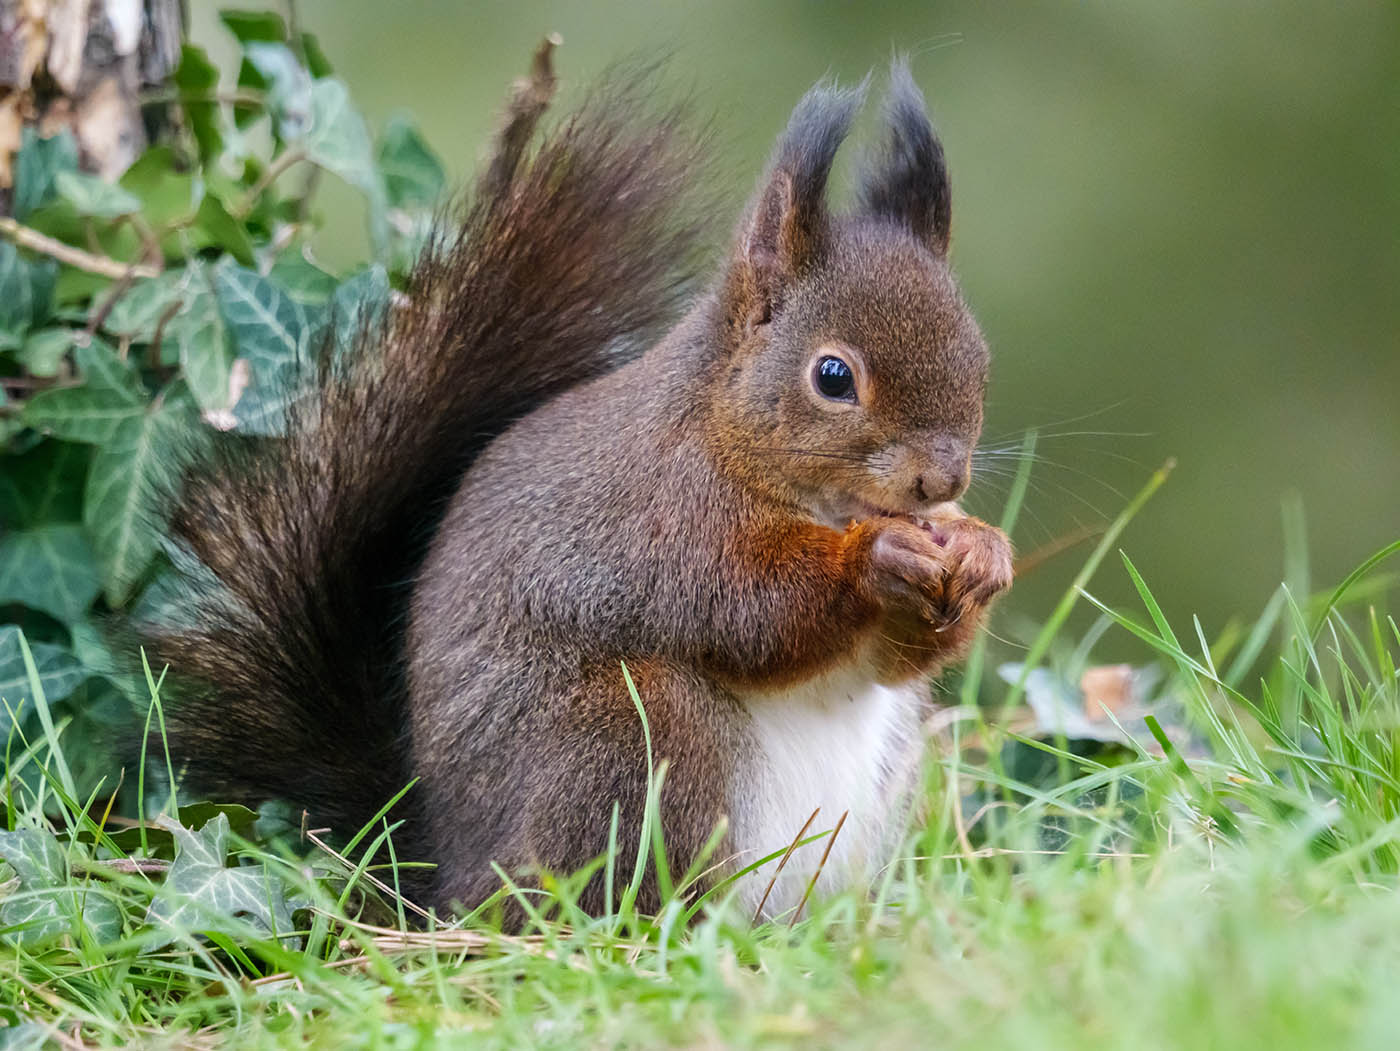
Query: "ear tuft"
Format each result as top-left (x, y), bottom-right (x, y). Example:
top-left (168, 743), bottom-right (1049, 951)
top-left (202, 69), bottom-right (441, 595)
top-left (858, 59), bottom-right (951, 255)
top-left (729, 79), bottom-right (865, 331)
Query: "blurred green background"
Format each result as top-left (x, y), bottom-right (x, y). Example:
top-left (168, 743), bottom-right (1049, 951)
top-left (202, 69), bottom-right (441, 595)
top-left (192, 1), bottom-right (1399, 648)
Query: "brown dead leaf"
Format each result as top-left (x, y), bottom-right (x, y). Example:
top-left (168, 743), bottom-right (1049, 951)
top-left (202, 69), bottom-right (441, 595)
top-left (1081, 663), bottom-right (1135, 720)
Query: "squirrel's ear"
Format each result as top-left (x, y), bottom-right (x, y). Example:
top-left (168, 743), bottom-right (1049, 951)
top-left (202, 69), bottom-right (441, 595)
top-left (727, 81), bottom-right (864, 332)
top-left (857, 61), bottom-right (951, 256)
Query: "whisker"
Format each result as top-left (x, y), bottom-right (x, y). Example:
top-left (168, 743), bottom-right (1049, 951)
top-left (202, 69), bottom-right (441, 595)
top-left (979, 399), bottom-right (1137, 444)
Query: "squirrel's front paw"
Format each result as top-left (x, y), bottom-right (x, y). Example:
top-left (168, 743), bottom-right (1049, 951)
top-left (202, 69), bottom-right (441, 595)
top-left (857, 514), bottom-right (1012, 632)
top-left (937, 516), bottom-right (1014, 623)
top-left (860, 518), bottom-right (953, 623)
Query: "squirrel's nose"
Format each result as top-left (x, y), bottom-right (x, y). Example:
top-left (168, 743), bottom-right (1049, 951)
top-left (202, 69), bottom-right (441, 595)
top-left (913, 467), bottom-right (968, 505)
top-left (912, 441), bottom-right (971, 504)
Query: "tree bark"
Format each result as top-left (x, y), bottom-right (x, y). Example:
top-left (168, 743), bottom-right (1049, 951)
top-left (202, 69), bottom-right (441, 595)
top-left (0, 0), bottom-right (184, 211)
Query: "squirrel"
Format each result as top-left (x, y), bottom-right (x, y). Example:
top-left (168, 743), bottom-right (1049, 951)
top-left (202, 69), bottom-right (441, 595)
top-left (131, 53), bottom-right (1013, 924)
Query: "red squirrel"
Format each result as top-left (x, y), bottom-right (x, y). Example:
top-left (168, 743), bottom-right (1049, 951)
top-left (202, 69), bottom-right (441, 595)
top-left (135, 53), bottom-right (1012, 923)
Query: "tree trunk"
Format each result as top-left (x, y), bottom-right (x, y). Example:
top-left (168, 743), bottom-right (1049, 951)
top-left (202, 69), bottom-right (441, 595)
top-left (0, 0), bottom-right (183, 212)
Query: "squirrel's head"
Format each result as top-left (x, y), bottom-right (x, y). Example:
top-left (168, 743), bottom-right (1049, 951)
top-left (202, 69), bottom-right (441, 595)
top-left (710, 65), bottom-right (988, 528)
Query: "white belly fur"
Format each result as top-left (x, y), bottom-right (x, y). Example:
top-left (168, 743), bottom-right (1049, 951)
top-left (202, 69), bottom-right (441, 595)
top-left (728, 664), bottom-right (927, 921)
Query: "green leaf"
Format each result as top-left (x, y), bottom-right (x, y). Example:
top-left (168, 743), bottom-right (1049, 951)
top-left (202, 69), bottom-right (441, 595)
top-left (299, 31), bottom-right (334, 79)
top-left (67, 620), bottom-right (117, 680)
top-left (0, 439), bottom-right (91, 528)
top-left (218, 9), bottom-right (286, 45)
top-left (0, 828), bottom-right (121, 947)
top-left (0, 243), bottom-right (58, 350)
top-left (15, 328), bottom-right (76, 378)
top-left (177, 802), bottom-right (261, 839)
top-left (173, 44), bottom-right (223, 165)
top-left (75, 337), bottom-right (147, 400)
top-left (303, 79), bottom-right (377, 193)
top-left (168, 266), bottom-right (236, 414)
top-left (191, 193), bottom-right (256, 266)
top-left (267, 253), bottom-right (339, 306)
top-left (214, 262), bottom-right (320, 434)
top-left (100, 266), bottom-right (234, 413)
top-left (303, 78), bottom-right (388, 255)
top-left (102, 271), bottom-right (187, 344)
top-left (47, 677), bottom-right (131, 796)
top-left (22, 340), bottom-right (146, 444)
top-left (53, 170), bottom-right (142, 219)
top-left (0, 525), bottom-right (101, 623)
top-left (0, 1021), bottom-right (48, 1049)
top-left (0, 626), bottom-right (87, 708)
top-left (145, 814), bottom-right (299, 945)
top-left (83, 387), bottom-right (199, 606)
top-left (245, 42), bottom-right (312, 140)
top-left (329, 264), bottom-right (388, 358)
top-left (53, 267), bottom-right (111, 308)
top-left (119, 147), bottom-right (198, 228)
top-left (12, 128), bottom-right (79, 221)
top-left (21, 383), bottom-right (144, 442)
top-left (378, 114), bottom-right (445, 210)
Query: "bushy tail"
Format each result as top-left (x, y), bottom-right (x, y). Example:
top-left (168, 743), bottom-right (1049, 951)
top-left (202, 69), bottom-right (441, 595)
top-left (131, 51), bottom-right (708, 874)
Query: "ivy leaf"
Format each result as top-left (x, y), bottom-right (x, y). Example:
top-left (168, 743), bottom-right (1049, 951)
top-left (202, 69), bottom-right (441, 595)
top-left (119, 147), bottom-right (198, 228)
top-left (378, 114), bottom-right (445, 210)
top-left (214, 262), bottom-right (320, 434)
top-left (71, 268), bottom-right (232, 414)
top-left (0, 439), bottom-right (91, 528)
top-left (190, 193), bottom-right (256, 266)
top-left (0, 525), bottom-right (102, 623)
top-left (0, 1021), bottom-right (48, 1049)
top-left (0, 627), bottom-right (88, 708)
top-left (167, 266), bottom-right (236, 415)
top-left (304, 79), bottom-right (376, 189)
top-left (220, 11), bottom-right (292, 130)
top-left (0, 828), bottom-right (121, 947)
top-left (53, 170), bottom-right (142, 219)
top-left (75, 337), bottom-right (147, 400)
top-left (218, 9), bottom-right (286, 45)
top-left (12, 128), bottom-right (79, 221)
top-left (67, 620), bottom-right (117, 680)
top-left (267, 253), bottom-right (339, 306)
top-left (0, 243), bottom-right (58, 351)
top-left (145, 814), bottom-right (299, 945)
top-left (83, 386), bottom-right (200, 606)
top-left (245, 43), bottom-right (313, 140)
top-left (303, 78), bottom-right (388, 252)
top-left (173, 44), bottom-right (223, 165)
top-left (22, 340), bottom-right (146, 444)
top-left (329, 264), bottom-right (388, 358)
top-left (15, 328), bottom-right (76, 378)
top-left (102, 271), bottom-right (188, 345)
top-left (300, 32), bottom-right (334, 79)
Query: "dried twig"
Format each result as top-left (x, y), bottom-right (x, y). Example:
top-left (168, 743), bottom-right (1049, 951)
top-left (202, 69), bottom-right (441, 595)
top-left (752, 807), bottom-right (820, 924)
top-left (148, 297), bottom-right (184, 370)
top-left (0, 215), bottom-right (160, 279)
top-left (1013, 523), bottom-right (1105, 577)
top-left (790, 810), bottom-right (848, 926)
top-left (74, 857), bottom-right (172, 876)
top-left (302, 827), bottom-right (435, 923)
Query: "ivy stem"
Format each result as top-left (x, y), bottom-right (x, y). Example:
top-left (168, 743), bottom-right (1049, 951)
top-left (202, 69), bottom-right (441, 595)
top-left (0, 215), bottom-right (160, 279)
top-left (233, 147), bottom-right (308, 219)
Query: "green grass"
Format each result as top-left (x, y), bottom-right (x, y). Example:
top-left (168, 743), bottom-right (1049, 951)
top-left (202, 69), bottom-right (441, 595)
top-left (2, 479), bottom-right (1398, 1049)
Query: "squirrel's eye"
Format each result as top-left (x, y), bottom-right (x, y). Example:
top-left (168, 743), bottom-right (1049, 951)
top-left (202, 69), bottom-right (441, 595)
top-left (814, 356), bottom-right (856, 402)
